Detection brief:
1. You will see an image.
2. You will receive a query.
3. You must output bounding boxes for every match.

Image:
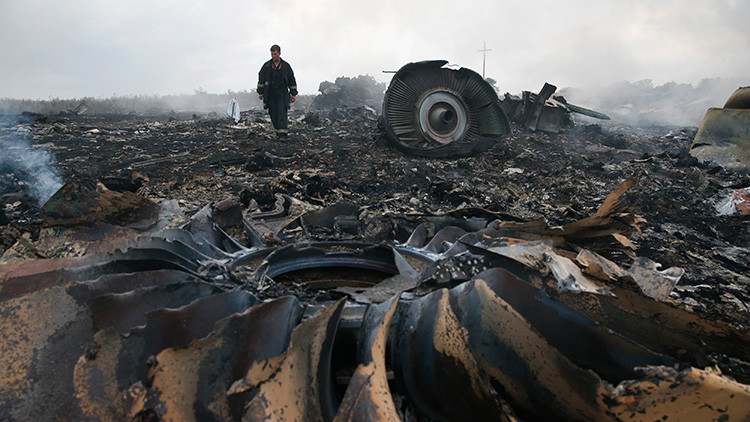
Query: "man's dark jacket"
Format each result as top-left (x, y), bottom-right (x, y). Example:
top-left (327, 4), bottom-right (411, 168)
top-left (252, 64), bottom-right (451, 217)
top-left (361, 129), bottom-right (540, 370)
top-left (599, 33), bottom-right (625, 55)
top-left (257, 59), bottom-right (298, 109)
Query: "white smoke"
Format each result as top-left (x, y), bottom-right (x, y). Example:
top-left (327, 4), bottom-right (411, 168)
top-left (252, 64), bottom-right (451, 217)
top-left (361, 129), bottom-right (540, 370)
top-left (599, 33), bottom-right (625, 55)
top-left (0, 126), bottom-right (63, 206)
top-left (560, 77), bottom-right (747, 128)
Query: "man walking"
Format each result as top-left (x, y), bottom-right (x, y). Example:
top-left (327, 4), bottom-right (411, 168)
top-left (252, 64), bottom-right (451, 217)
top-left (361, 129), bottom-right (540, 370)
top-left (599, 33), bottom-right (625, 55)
top-left (257, 44), bottom-right (297, 139)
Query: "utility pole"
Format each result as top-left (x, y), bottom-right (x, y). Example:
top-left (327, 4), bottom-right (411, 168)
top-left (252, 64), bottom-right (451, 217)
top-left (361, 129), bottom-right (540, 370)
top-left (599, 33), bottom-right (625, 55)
top-left (478, 41), bottom-right (491, 79)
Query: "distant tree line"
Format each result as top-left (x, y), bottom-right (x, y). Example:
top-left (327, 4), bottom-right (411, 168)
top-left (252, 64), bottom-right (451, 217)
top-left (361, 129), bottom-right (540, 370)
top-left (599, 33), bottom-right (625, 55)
top-left (4, 76), bottom-right (743, 126)
top-left (0, 89), bottom-right (314, 116)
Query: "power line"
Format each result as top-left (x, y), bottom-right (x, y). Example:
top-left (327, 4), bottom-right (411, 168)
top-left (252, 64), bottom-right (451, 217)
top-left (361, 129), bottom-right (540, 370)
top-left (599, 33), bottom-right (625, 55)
top-left (477, 41), bottom-right (491, 79)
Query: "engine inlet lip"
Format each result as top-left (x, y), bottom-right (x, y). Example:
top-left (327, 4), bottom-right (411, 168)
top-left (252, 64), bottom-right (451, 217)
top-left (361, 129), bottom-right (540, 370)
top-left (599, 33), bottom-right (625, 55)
top-left (256, 243), bottom-right (405, 290)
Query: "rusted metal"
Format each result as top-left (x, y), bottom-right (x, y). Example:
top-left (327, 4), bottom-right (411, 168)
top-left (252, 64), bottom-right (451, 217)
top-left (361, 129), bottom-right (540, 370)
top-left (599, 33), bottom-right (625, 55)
top-left (0, 280), bottom-right (92, 420)
top-left (137, 296), bottom-right (301, 421)
top-left (230, 299), bottom-right (345, 421)
top-left (604, 366), bottom-right (750, 420)
top-left (3, 184), bottom-right (750, 421)
top-left (0, 249), bottom-right (203, 304)
top-left (381, 60), bottom-right (510, 158)
top-left (391, 284), bottom-right (511, 421)
top-left (0, 217), bottom-right (244, 420)
top-left (0, 262), bottom-right (238, 420)
top-left (78, 291), bottom-right (257, 411)
top-left (468, 269), bottom-right (675, 382)
top-left (67, 270), bottom-right (204, 302)
top-left (333, 296), bottom-right (401, 421)
top-left (390, 268), bottom-right (684, 421)
top-left (89, 282), bottom-right (225, 333)
top-left (558, 285), bottom-right (750, 369)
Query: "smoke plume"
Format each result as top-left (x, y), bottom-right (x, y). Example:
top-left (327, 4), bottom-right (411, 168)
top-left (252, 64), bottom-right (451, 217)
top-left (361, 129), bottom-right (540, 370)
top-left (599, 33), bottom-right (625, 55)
top-left (0, 121), bottom-right (63, 206)
top-left (561, 77), bottom-right (747, 128)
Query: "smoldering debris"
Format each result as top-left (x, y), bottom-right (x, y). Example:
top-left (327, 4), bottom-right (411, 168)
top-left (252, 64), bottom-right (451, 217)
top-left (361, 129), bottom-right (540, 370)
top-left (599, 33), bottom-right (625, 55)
top-left (1, 79), bottom-right (750, 420)
top-left (310, 75), bottom-right (386, 112)
top-left (1, 189), bottom-right (750, 421)
top-left (500, 82), bottom-right (610, 134)
top-left (42, 178), bottom-right (160, 229)
top-left (0, 118), bottom-right (63, 205)
top-left (559, 77), bottom-right (748, 128)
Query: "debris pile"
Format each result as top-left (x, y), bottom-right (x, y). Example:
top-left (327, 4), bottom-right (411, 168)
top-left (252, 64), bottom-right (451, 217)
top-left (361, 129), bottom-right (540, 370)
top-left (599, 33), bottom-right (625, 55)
top-left (310, 75), bottom-right (385, 112)
top-left (2, 181), bottom-right (750, 420)
top-left (500, 82), bottom-right (610, 133)
top-left (716, 187), bottom-right (750, 216)
top-left (1, 81), bottom-right (750, 419)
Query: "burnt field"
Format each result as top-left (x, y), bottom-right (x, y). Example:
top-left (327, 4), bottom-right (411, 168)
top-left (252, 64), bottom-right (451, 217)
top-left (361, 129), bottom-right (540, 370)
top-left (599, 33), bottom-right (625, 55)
top-left (3, 108), bottom-right (748, 325)
top-left (1, 106), bottom-right (750, 420)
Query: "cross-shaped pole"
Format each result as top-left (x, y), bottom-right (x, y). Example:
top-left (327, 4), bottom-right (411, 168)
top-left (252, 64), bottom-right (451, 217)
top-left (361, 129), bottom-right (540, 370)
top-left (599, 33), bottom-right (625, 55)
top-left (477, 41), bottom-right (491, 79)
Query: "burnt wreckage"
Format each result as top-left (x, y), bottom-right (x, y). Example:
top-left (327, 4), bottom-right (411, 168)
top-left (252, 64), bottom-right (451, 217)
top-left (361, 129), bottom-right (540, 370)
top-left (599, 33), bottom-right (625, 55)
top-left (691, 85), bottom-right (750, 173)
top-left (379, 61), bottom-right (610, 157)
top-left (380, 60), bottom-right (510, 158)
top-left (3, 181), bottom-right (750, 421)
top-left (2, 64), bottom-right (750, 421)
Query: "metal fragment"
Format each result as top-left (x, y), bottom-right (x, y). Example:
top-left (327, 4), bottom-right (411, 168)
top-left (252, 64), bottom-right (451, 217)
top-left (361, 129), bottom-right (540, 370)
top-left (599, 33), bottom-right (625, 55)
top-left (237, 299), bottom-right (345, 421)
top-left (126, 296), bottom-right (302, 421)
top-left (334, 296), bottom-right (401, 421)
top-left (74, 290), bottom-right (262, 420)
top-left (691, 86), bottom-right (750, 172)
top-left (627, 256), bottom-right (684, 300)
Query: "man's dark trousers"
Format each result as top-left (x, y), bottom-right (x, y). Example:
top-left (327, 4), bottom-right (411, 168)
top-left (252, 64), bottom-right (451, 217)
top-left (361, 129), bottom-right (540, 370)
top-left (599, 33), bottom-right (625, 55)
top-left (267, 93), bottom-right (288, 137)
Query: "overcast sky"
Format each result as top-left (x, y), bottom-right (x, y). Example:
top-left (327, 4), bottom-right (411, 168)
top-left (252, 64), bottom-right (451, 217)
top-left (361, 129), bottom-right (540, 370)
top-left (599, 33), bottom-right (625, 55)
top-left (1, 0), bottom-right (748, 100)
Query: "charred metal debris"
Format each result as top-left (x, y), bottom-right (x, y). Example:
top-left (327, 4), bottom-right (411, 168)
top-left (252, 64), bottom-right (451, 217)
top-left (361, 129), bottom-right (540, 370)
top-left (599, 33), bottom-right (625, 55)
top-left (380, 61), bottom-right (510, 158)
top-left (378, 61), bottom-right (609, 158)
top-left (499, 81), bottom-right (610, 133)
top-left (2, 63), bottom-right (750, 421)
top-left (2, 175), bottom-right (750, 421)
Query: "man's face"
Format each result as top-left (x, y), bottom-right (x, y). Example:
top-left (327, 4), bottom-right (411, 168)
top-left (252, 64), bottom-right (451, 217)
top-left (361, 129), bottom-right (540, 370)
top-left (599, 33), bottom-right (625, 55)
top-left (271, 50), bottom-right (280, 62)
